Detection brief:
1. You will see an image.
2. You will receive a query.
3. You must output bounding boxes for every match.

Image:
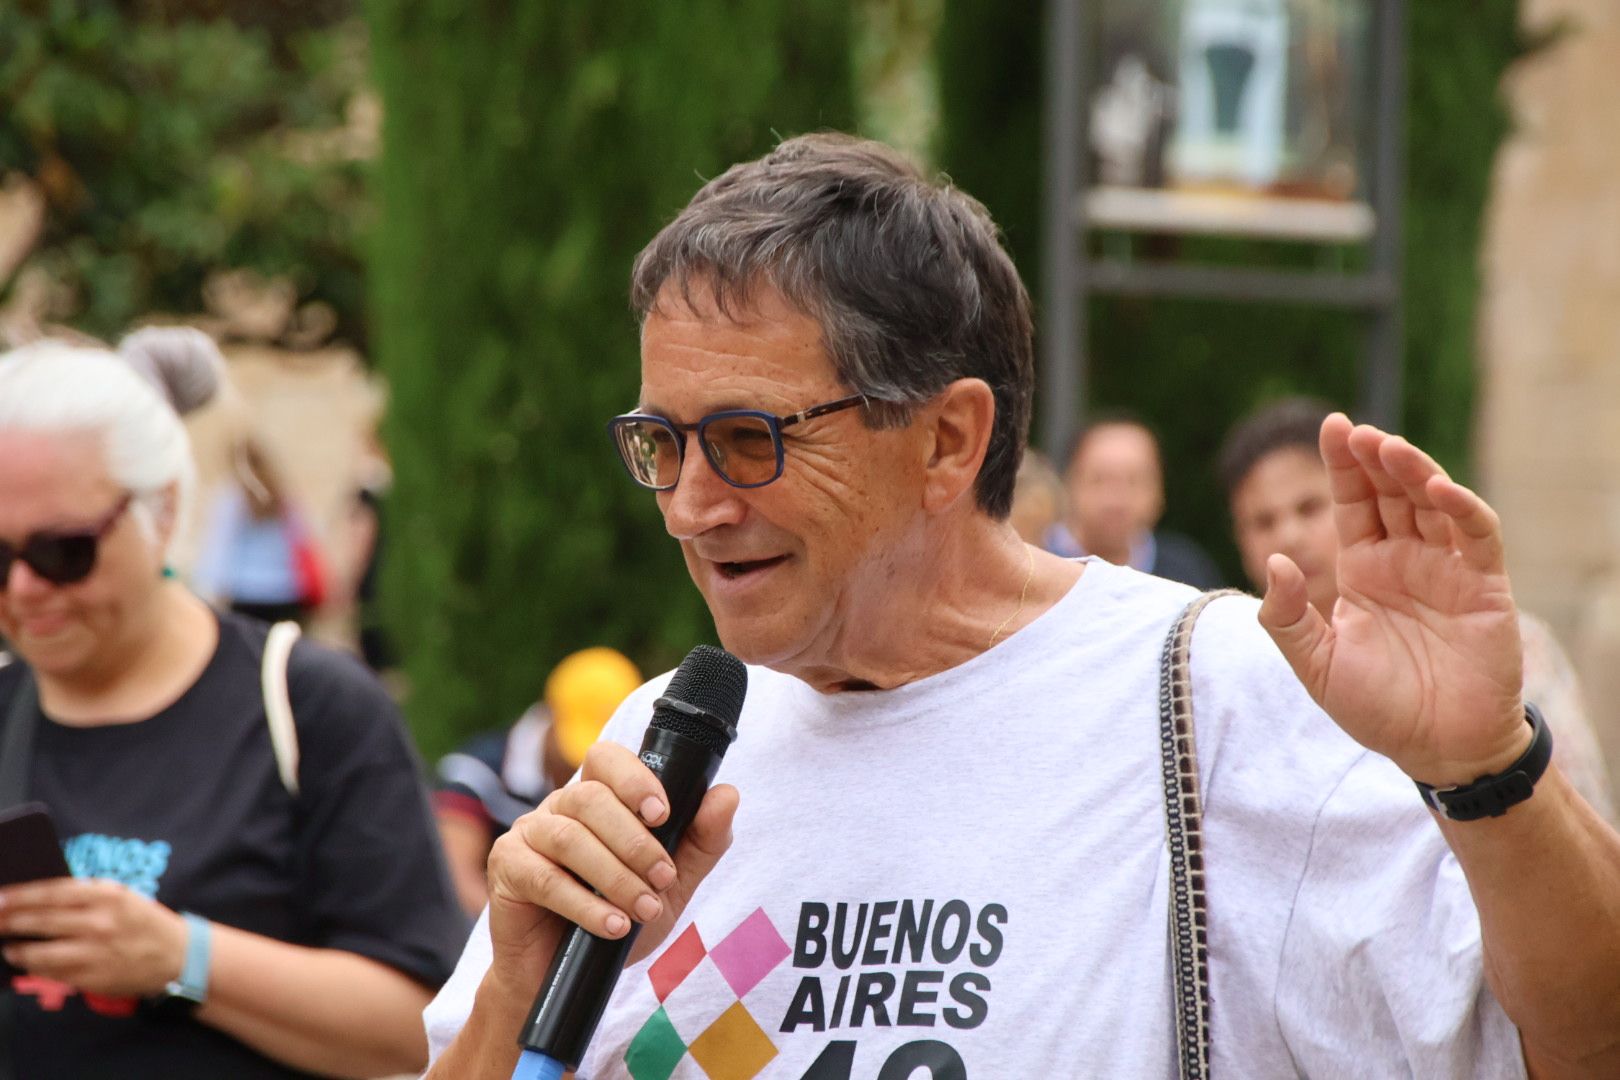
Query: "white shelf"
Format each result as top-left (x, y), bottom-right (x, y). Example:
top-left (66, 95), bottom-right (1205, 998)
top-left (1081, 185), bottom-right (1375, 244)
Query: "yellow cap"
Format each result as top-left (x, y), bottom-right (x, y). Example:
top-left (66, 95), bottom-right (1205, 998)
top-left (545, 647), bottom-right (643, 767)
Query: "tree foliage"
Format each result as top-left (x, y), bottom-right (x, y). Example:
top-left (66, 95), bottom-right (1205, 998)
top-left (366, 2), bottom-right (854, 756)
top-left (939, 0), bottom-right (1526, 578)
top-left (0, 1), bottom-right (368, 340)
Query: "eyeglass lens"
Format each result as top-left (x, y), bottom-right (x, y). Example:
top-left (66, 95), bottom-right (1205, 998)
top-left (614, 415), bottom-right (781, 489)
top-left (613, 421), bottom-right (682, 488)
top-left (0, 533), bottom-right (100, 587)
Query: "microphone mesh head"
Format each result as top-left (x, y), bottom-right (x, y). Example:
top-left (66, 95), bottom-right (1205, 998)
top-left (652, 645), bottom-right (747, 753)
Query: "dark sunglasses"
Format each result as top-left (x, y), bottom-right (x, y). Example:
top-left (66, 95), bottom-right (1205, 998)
top-left (607, 394), bottom-right (869, 491)
top-left (0, 494), bottom-right (134, 588)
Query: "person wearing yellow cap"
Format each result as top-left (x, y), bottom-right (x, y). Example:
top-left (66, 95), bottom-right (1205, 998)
top-left (431, 647), bottom-right (642, 916)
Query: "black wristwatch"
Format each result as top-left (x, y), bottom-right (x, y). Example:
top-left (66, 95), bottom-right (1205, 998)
top-left (1414, 702), bottom-right (1553, 821)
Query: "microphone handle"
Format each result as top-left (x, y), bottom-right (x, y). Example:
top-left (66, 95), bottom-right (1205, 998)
top-left (517, 726), bottom-right (723, 1067)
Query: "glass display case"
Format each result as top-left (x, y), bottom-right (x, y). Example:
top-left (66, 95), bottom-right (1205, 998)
top-left (1086, 0), bottom-right (1372, 241)
top-left (1039, 0), bottom-right (1404, 458)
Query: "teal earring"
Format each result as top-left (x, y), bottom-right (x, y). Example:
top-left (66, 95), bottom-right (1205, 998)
top-left (161, 565), bottom-right (177, 580)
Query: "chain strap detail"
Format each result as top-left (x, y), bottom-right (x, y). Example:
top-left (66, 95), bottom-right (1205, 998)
top-left (1158, 589), bottom-right (1241, 1080)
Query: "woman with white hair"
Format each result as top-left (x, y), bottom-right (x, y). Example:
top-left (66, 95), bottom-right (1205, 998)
top-left (0, 330), bottom-right (466, 1079)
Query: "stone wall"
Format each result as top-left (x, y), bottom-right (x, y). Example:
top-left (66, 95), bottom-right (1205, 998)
top-left (1476, 0), bottom-right (1620, 788)
top-left (180, 344), bottom-right (383, 648)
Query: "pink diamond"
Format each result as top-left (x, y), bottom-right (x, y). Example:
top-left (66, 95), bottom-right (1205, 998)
top-left (709, 908), bottom-right (789, 999)
top-left (648, 922), bottom-right (706, 1002)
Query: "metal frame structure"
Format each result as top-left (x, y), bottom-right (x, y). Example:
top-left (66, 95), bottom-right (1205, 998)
top-left (1040, 0), bottom-right (1407, 461)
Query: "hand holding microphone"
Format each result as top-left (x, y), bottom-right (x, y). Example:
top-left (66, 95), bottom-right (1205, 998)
top-left (469, 646), bottom-right (746, 1080)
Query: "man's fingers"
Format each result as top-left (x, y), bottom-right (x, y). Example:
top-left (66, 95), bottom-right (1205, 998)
top-left (581, 741), bottom-right (672, 826)
top-left (1347, 424), bottom-right (1417, 539)
top-left (1378, 426), bottom-right (1507, 572)
top-left (1428, 475), bottom-right (1507, 574)
top-left (488, 826), bottom-right (637, 939)
top-left (1379, 435), bottom-right (1454, 546)
top-left (1257, 554), bottom-right (1333, 700)
top-left (549, 780), bottom-right (678, 893)
top-left (1320, 413), bottom-right (1383, 546)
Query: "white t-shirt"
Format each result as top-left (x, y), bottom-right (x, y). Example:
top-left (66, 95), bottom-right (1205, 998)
top-left (425, 560), bottom-right (1523, 1079)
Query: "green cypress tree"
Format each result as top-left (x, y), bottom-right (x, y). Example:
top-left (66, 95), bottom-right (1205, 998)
top-left (366, 4), bottom-right (854, 756)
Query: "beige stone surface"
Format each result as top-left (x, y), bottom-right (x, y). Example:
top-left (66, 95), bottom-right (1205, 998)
top-left (1477, 0), bottom-right (1620, 791)
top-left (179, 344), bottom-right (383, 649)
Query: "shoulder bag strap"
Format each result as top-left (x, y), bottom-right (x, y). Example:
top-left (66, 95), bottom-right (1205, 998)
top-left (262, 622), bottom-right (302, 797)
top-left (0, 667), bottom-right (39, 1080)
top-left (0, 666), bottom-right (39, 808)
top-left (1157, 588), bottom-right (1241, 1080)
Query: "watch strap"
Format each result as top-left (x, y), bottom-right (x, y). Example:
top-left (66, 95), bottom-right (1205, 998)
top-left (1415, 702), bottom-right (1553, 821)
top-left (164, 911), bottom-right (212, 1004)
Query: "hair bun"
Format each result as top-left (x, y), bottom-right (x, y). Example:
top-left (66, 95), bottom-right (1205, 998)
top-left (117, 327), bottom-right (225, 417)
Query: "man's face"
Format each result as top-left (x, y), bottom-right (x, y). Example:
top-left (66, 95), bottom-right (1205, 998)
top-left (1230, 445), bottom-right (1340, 616)
top-left (640, 283), bottom-right (927, 679)
top-left (1066, 423), bottom-right (1163, 559)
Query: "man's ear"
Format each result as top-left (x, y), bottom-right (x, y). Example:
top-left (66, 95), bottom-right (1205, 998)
top-left (921, 378), bottom-right (996, 514)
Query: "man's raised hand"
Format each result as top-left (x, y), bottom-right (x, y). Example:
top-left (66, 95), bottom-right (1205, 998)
top-left (1258, 413), bottom-right (1530, 787)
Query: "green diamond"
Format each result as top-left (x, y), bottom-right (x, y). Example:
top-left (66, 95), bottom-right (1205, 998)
top-left (626, 1006), bottom-right (687, 1080)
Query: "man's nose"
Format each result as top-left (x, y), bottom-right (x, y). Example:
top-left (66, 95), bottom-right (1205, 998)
top-left (660, 439), bottom-right (748, 540)
top-left (1274, 514), bottom-right (1305, 554)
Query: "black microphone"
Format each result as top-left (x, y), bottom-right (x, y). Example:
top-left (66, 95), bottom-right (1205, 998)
top-left (515, 644), bottom-right (747, 1072)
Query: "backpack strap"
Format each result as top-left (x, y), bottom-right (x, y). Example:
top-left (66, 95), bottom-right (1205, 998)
top-left (261, 622), bottom-right (302, 797)
top-left (1158, 588), bottom-right (1241, 1080)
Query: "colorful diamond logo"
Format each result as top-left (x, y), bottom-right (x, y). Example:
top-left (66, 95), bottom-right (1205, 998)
top-left (648, 922), bottom-right (707, 1003)
top-left (708, 907), bottom-right (790, 999)
top-left (687, 1001), bottom-right (779, 1080)
top-left (625, 1007), bottom-right (687, 1080)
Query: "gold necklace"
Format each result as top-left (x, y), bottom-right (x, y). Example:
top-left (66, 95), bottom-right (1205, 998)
top-left (987, 543), bottom-right (1036, 650)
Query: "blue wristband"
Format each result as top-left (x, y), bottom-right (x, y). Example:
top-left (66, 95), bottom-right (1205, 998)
top-left (164, 912), bottom-right (212, 1004)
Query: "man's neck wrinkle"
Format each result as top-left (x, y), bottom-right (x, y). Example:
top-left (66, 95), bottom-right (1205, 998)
top-left (785, 520), bottom-right (1038, 695)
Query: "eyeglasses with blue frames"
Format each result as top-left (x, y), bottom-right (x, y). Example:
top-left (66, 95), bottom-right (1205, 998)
top-left (608, 394), bottom-right (870, 490)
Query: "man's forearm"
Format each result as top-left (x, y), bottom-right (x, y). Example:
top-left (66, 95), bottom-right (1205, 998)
top-left (1440, 767), bottom-right (1620, 1077)
top-left (425, 968), bottom-right (534, 1080)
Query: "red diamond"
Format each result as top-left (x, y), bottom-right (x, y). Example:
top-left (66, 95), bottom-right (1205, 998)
top-left (648, 922), bottom-right (707, 1002)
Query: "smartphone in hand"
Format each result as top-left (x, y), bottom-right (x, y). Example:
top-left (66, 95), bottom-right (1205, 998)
top-left (0, 801), bottom-right (72, 978)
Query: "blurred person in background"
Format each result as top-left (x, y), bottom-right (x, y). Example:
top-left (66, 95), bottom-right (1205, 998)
top-left (1045, 413), bottom-right (1224, 588)
top-left (1221, 396), bottom-right (1618, 824)
top-left (434, 646), bottom-right (642, 916)
top-left (342, 428), bottom-right (397, 675)
top-left (191, 433), bottom-right (325, 627)
top-left (1009, 446), bottom-right (1064, 545)
top-left (0, 329), bottom-right (466, 1079)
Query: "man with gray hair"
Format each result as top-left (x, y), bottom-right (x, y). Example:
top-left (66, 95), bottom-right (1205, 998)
top-left (423, 134), bottom-right (1620, 1078)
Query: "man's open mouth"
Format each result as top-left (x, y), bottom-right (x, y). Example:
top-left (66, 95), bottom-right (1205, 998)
top-left (716, 555), bottom-right (789, 579)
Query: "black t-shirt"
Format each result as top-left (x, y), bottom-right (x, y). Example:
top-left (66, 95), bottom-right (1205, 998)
top-left (0, 611), bottom-right (467, 1079)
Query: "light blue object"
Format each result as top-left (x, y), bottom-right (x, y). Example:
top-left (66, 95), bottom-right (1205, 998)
top-left (165, 911), bottom-right (213, 1003)
top-left (511, 1049), bottom-right (567, 1080)
top-left (189, 488), bottom-right (304, 604)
